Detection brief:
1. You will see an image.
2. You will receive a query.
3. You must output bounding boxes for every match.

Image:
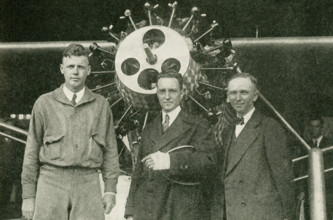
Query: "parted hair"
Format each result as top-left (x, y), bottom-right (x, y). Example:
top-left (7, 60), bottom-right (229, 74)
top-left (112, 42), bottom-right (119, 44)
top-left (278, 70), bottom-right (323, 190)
top-left (228, 72), bottom-right (258, 90)
top-left (157, 69), bottom-right (183, 90)
top-left (63, 43), bottom-right (88, 58)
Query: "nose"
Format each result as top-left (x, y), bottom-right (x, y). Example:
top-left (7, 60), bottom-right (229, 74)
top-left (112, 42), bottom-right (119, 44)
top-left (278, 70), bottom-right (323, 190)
top-left (236, 92), bottom-right (241, 100)
top-left (73, 66), bottom-right (79, 75)
top-left (165, 91), bottom-right (170, 99)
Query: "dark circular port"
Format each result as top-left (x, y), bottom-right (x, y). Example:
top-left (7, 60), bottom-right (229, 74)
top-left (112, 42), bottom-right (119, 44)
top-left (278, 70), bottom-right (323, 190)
top-left (161, 58), bottom-right (181, 73)
top-left (138, 69), bottom-right (159, 90)
top-left (121, 58), bottom-right (140, 76)
top-left (142, 29), bottom-right (165, 49)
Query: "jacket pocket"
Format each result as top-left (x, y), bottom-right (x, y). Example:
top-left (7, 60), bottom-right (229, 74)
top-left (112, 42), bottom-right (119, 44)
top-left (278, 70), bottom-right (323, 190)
top-left (43, 134), bottom-right (64, 160)
top-left (88, 133), bottom-right (104, 163)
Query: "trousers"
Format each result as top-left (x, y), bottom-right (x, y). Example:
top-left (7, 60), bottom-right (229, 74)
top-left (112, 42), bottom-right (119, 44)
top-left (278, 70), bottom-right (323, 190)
top-left (33, 165), bottom-right (105, 220)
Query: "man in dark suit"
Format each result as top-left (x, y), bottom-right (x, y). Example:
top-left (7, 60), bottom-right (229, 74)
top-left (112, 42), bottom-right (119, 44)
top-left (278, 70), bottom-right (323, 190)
top-left (217, 72), bottom-right (295, 220)
top-left (124, 70), bottom-right (217, 220)
top-left (308, 117), bottom-right (333, 149)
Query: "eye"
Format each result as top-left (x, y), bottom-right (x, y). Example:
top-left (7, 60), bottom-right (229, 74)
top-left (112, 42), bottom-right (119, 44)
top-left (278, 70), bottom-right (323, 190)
top-left (78, 66), bottom-right (85, 70)
top-left (228, 91), bottom-right (237, 96)
top-left (170, 89), bottom-right (178, 95)
top-left (241, 91), bottom-right (249, 95)
top-left (158, 89), bottom-right (166, 95)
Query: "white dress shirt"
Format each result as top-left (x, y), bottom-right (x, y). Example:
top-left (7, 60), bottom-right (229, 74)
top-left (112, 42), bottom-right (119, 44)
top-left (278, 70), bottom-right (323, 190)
top-left (63, 85), bottom-right (85, 104)
top-left (235, 107), bottom-right (255, 138)
top-left (162, 106), bottom-right (181, 127)
top-left (312, 135), bottom-right (323, 147)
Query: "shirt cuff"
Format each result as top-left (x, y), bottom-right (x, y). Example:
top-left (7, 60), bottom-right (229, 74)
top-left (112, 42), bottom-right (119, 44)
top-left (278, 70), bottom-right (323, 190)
top-left (104, 177), bottom-right (118, 193)
top-left (104, 192), bottom-right (116, 195)
top-left (22, 183), bottom-right (37, 199)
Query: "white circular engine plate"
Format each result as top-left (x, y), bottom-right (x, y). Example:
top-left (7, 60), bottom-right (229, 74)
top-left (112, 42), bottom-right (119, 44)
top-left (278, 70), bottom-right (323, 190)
top-left (115, 25), bottom-right (190, 95)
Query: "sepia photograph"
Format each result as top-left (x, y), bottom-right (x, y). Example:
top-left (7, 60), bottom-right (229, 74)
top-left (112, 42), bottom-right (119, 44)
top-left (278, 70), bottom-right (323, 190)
top-left (0, 0), bottom-right (333, 219)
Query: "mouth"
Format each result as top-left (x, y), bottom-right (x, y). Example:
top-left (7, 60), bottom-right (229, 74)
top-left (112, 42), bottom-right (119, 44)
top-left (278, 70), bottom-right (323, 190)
top-left (70, 78), bottom-right (80, 81)
top-left (234, 103), bottom-right (244, 108)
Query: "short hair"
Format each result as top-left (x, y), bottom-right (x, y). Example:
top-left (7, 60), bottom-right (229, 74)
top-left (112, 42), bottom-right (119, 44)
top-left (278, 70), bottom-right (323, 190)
top-left (63, 43), bottom-right (88, 58)
top-left (309, 115), bottom-right (324, 126)
top-left (157, 69), bottom-right (183, 90)
top-left (227, 72), bottom-right (258, 90)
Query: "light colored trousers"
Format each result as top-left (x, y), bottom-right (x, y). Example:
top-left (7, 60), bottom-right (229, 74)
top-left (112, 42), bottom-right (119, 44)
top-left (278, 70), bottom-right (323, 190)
top-left (33, 165), bottom-right (105, 220)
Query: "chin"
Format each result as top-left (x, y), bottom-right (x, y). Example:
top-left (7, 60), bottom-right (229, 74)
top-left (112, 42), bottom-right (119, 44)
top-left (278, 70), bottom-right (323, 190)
top-left (163, 108), bottom-right (173, 113)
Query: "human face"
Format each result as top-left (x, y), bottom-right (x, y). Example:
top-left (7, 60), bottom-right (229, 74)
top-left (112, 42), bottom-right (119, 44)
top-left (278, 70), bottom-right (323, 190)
top-left (60, 55), bottom-right (91, 93)
top-left (310, 120), bottom-right (323, 139)
top-left (157, 78), bottom-right (183, 113)
top-left (227, 77), bottom-right (258, 117)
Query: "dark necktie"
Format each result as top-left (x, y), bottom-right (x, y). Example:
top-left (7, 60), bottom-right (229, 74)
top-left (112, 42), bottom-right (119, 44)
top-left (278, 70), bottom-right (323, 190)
top-left (235, 117), bottom-right (244, 125)
top-left (162, 114), bottom-right (170, 132)
top-left (71, 93), bottom-right (77, 106)
top-left (313, 139), bottom-right (318, 148)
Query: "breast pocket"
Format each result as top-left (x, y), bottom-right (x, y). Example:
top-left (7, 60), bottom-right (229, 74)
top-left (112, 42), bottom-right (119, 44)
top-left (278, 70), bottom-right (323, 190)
top-left (88, 133), bottom-right (104, 163)
top-left (43, 134), bottom-right (64, 160)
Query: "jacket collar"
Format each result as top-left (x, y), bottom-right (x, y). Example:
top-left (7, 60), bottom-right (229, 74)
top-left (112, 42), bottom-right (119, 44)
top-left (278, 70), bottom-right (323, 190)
top-left (150, 110), bottom-right (193, 152)
top-left (224, 109), bottom-right (262, 177)
top-left (53, 84), bottom-right (96, 106)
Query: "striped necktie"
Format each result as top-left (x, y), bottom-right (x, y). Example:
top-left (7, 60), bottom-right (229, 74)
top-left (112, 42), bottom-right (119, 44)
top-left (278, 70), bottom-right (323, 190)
top-left (162, 114), bottom-right (170, 132)
top-left (71, 93), bottom-right (77, 106)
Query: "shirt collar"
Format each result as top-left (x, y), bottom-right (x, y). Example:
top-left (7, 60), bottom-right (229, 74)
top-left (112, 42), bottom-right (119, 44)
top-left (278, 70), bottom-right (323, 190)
top-left (237, 107), bottom-right (255, 126)
top-left (63, 85), bottom-right (85, 103)
top-left (313, 135), bottom-right (323, 144)
top-left (162, 106), bottom-right (181, 126)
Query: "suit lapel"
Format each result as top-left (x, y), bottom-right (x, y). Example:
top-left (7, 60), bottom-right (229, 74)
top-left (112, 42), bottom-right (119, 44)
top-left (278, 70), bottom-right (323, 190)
top-left (319, 137), bottom-right (332, 148)
top-left (222, 126), bottom-right (235, 177)
top-left (225, 110), bottom-right (262, 177)
top-left (152, 111), bottom-right (192, 152)
top-left (150, 113), bottom-right (163, 149)
top-left (319, 137), bottom-right (325, 149)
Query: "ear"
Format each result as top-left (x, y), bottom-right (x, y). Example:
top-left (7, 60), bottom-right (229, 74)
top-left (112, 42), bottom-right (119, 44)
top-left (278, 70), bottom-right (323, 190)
top-left (253, 90), bottom-right (259, 102)
top-left (225, 87), bottom-right (230, 102)
top-left (60, 64), bottom-right (64, 75)
top-left (87, 65), bottom-right (91, 76)
top-left (179, 89), bottom-right (184, 100)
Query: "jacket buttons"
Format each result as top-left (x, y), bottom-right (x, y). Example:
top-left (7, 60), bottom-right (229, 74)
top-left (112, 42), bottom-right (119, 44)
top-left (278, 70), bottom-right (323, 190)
top-left (241, 202), bottom-right (246, 207)
top-left (239, 180), bottom-right (243, 184)
top-left (184, 165), bottom-right (188, 169)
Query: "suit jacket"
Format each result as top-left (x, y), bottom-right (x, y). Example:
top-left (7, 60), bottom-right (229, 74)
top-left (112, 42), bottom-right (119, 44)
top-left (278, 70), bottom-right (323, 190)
top-left (218, 110), bottom-right (295, 220)
top-left (125, 110), bottom-right (218, 220)
top-left (316, 136), bottom-right (333, 149)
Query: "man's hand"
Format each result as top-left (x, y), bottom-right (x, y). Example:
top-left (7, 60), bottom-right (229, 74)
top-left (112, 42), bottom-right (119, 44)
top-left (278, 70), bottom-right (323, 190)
top-left (141, 151), bottom-right (170, 170)
top-left (22, 198), bottom-right (35, 220)
top-left (103, 193), bottom-right (116, 214)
